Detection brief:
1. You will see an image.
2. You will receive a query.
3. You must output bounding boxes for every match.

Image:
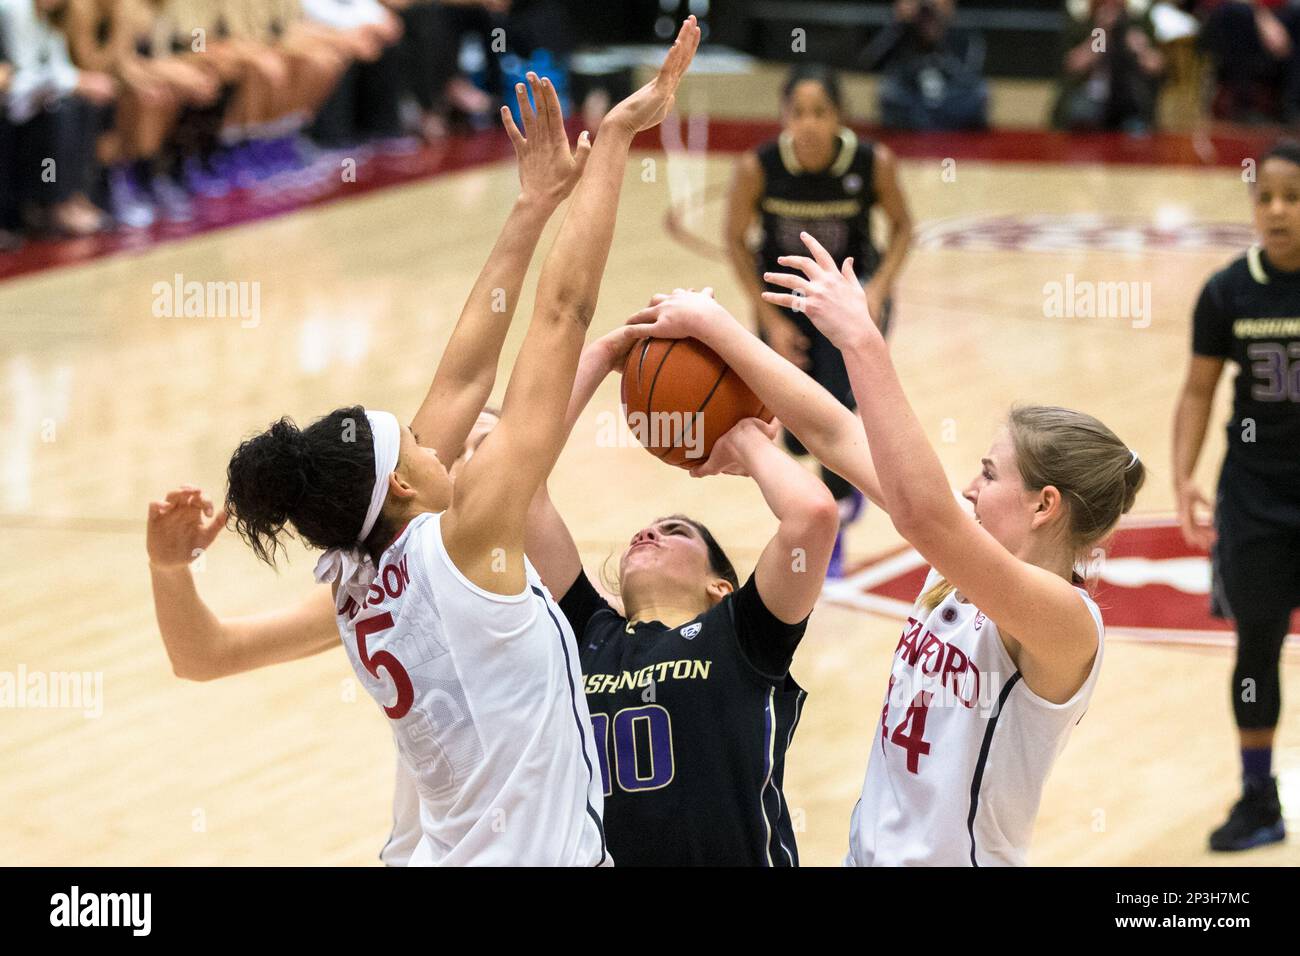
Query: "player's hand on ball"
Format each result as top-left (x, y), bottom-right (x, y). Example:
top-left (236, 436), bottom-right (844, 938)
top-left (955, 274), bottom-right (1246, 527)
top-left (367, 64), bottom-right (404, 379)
top-left (1175, 481), bottom-right (1216, 551)
top-left (605, 16), bottom-right (700, 135)
top-left (593, 325), bottom-right (643, 374)
top-left (625, 288), bottom-right (733, 341)
top-left (763, 231), bottom-right (881, 351)
top-left (147, 486), bottom-right (226, 570)
top-left (502, 72), bottom-right (591, 208)
top-left (687, 417), bottom-right (772, 478)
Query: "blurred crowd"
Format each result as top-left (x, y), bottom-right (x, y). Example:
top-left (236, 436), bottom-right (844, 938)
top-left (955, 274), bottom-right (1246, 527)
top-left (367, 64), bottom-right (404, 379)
top-left (6, 0), bottom-right (1300, 249)
top-left (0, 0), bottom-right (571, 247)
top-left (1051, 0), bottom-right (1300, 133)
top-left (870, 0), bottom-right (1300, 134)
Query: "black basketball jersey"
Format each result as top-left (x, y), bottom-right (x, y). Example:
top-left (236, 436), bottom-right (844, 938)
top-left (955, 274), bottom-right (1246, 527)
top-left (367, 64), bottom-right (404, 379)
top-left (756, 128), bottom-right (880, 281)
top-left (559, 571), bottom-right (808, 866)
top-left (1193, 245), bottom-right (1300, 482)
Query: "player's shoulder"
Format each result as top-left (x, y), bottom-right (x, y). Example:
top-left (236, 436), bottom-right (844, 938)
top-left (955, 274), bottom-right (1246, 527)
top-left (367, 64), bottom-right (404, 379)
top-left (1202, 250), bottom-right (1255, 295)
top-left (753, 139), bottom-right (784, 175)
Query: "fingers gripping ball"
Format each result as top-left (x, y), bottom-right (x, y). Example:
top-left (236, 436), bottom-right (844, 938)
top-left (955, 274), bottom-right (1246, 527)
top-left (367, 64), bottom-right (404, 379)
top-left (621, 337), bottom-right (772, 469)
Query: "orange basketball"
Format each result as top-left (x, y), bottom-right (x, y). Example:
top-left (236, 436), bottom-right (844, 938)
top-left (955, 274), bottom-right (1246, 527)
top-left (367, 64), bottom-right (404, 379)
top-left (621, 337), bottom-right (772, 469)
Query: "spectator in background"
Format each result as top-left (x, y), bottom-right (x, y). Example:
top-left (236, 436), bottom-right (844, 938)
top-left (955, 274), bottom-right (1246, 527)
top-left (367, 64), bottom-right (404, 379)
top-left (1052, 0), bottom-right (1166, 132)
top-left (403, 0), bottom-right (575, 135)
top-left (63, 0), bottom-right (223, 227)
top-left (302, 0), bottom-right (406, 147)
top-left (1199, 0), bottom-right (1300, 123)
top-left (0, 0), bottom-right (114, 236)
top-left (863, 0), bottom-right (989, 131)
top-left (1, 46), bottom-right (21, 249)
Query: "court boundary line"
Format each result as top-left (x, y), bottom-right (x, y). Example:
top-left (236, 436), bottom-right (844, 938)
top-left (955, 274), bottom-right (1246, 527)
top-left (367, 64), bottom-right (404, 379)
top-left (822, 513), bottom-right (1300, 653)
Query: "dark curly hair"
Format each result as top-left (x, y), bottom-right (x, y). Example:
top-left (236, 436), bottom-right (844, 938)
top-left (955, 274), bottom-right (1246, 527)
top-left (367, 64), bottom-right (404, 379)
top-left (225, 405), bottom-right (396, 567)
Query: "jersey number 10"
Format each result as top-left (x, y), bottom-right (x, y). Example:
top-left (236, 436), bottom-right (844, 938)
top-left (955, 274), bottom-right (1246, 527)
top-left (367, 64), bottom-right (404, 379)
top-left (589, 706), bottom-right (675, 795)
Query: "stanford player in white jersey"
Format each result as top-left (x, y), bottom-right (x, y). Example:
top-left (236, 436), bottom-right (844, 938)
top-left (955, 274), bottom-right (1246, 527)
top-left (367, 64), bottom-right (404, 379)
top-left (627, 232), bottom-right (1145, 865)
top-left (148, 22), bottom-right (702, 865)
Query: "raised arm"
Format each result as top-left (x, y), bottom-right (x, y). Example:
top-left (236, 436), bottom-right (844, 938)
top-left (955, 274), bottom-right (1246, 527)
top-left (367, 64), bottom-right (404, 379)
top-left (444, 17), bottom-right (701, 594)
top-left (148, 487), bottom-right (337, 680)
top-left (762, 233), bottom-right (1099, 671)
top-left (691, 418), bottom-right (838, 623)
top-left (411, 74), bottom-right (589, 464)
top-left (521, 326), bottom-right (642, 596)
top-left (624, 291), bottom-right (887, 510)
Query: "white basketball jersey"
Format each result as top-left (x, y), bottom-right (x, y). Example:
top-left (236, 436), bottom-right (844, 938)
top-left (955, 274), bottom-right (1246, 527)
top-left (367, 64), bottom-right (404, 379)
top-left (847, 569), bottom-right (1104, 867)
top-left (378, 757), bottom-right (420, 867)
top-left (337, 511), bottom-right (609, 866)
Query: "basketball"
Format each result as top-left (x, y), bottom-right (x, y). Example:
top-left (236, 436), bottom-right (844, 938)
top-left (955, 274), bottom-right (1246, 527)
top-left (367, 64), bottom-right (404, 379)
top-left (620, 336), bottom-right (772, 469)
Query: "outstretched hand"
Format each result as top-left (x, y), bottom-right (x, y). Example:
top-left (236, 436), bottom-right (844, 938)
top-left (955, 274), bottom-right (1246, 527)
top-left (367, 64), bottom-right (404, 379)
top-left (762, 231), bottom-right (881, 351)
top-left (147, 486), bottom-right (226, 570)
top-left (502, 72), bottom-right (591, 208)
top-left (605, 16), bottom-right (702, 135)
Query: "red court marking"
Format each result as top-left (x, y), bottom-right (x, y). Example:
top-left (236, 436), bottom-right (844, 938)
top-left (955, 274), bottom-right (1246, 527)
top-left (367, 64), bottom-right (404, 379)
top-left (0, 121), bottom-right (1276, 285)
top-left (829, 515), bottom-right (1300, 649)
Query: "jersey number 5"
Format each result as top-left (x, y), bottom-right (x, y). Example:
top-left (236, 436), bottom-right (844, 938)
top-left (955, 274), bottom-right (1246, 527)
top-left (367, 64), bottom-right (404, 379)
top-left (355, 612), bottom-right (414, 720)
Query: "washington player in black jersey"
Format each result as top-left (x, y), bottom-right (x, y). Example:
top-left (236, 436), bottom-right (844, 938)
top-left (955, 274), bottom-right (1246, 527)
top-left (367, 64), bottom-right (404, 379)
top-left (1173, 140), bottom-right (1300, 853)
top-left (523, 320), bottom-right (839, 866)
top-left (725, 64), bottom-right (913, 577)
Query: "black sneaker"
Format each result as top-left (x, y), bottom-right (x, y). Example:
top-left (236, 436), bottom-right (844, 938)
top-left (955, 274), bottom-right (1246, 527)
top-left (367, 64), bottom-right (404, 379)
top-left (1209, 776), bottom-right (1286, 851)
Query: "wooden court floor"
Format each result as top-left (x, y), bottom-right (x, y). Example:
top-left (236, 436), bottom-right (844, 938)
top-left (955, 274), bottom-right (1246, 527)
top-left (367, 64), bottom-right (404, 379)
top-left (0, 148), bottom-right (1296, 866)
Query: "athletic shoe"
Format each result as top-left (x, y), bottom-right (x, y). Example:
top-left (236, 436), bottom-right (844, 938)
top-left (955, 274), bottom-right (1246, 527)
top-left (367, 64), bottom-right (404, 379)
top-left (181, 156), bottom-right (231, 199)
top-left (107, 166), bottom-right (155, 230)
top-left (149, 173), bottom-right (195, 223)
top-left (1209, 776), bottom-right (1286, 851)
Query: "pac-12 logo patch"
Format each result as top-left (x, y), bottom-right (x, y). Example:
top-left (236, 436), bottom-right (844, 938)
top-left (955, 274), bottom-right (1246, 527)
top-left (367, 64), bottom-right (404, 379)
top-left (680, 622), bottom-right (702, 640)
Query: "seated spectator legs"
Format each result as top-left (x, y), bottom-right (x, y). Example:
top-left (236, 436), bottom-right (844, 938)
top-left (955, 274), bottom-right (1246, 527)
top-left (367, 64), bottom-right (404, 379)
top-left (280, 23), bottom-right (350, 122)
top-left (105, 64), bottom-right (182, 227)
top-left (354, 25), bottom-right (404, 142)
top-left (427, 0), bottom-right (495, 123)
top-left (0, 56), bottom-right (20, 248)
top-left (15, 93), bottom-right (108, 235)
top-left (396, 0), bottom-right (446, 139)
top-left (210, 40), bottom-right (292, 185)
top-left (139, 54), bottom-right (219, 217)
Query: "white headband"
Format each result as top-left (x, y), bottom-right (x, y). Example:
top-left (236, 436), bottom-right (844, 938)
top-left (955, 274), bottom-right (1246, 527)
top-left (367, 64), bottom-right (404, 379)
top-left (313, 409), bottom-right (402, 607)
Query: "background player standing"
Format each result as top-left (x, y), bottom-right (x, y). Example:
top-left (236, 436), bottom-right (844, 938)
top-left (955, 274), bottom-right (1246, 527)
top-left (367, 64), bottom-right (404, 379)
top-left (1173, 140), bottom-right (1300, 853)
top-left (725, 63), bottom-right (913, 576)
